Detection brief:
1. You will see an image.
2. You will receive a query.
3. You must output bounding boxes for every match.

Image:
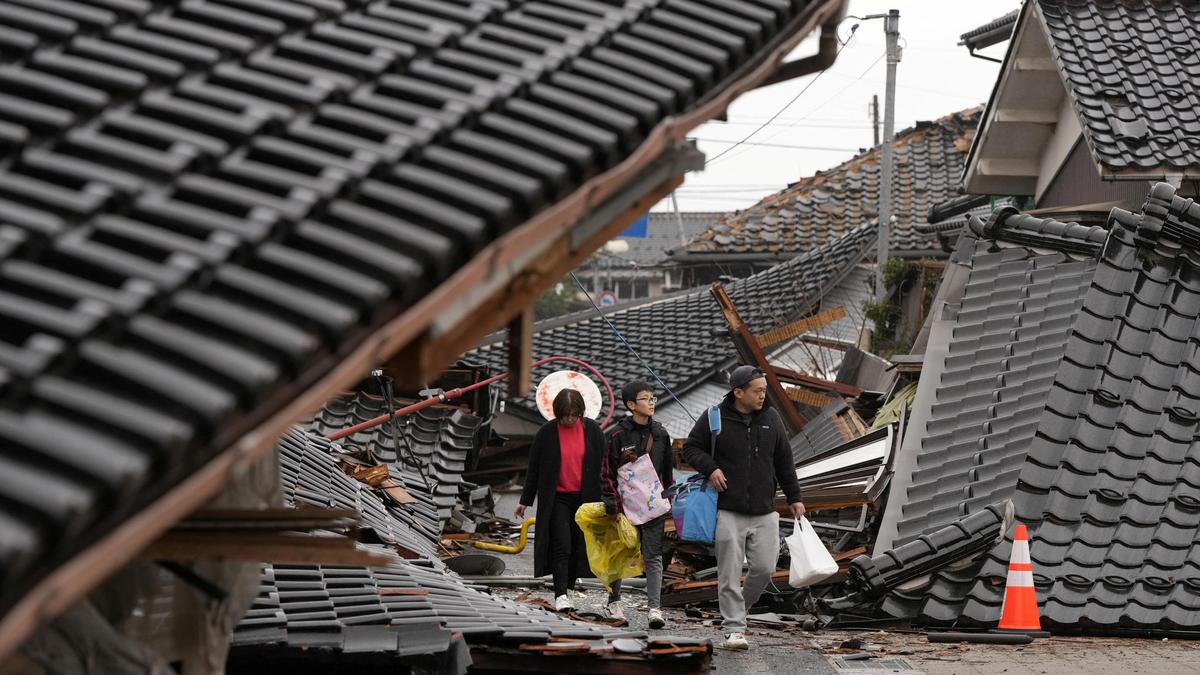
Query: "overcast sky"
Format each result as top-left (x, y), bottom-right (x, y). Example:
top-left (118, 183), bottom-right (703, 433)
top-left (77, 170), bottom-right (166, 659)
top-left (653, 0), bottom-right (1021, 214)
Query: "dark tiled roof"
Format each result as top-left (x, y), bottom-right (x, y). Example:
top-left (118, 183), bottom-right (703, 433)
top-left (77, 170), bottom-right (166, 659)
top-left (877, 213), bottom-right (1101, 622)
top-left (238, 427), bottom-right (665, 667)
top-left (958, 10), bottom-right (1019, 51)
top-left (308, 394), bottom-right (482, 526)
top-left (654, 378), bottom-right (727, 440)
top-left (676, 108), bottom-right (980, 260)
top-left (619, 212), bottom-right (725, 266)
top-left (956, 183), bottom-right (1200, 630)
top-left (916, 195), bottom-right (1019, 238)
top-left (277, 426), bottom-right (442, 560)
top-left (0, 0), bottom-right (841, 617)
top-left (1037, 0), bottom-right (1200, 175)
top-left (874, 184), bottom-right (1200, 633)
top-left (469, 224), bottom-right (877, 422)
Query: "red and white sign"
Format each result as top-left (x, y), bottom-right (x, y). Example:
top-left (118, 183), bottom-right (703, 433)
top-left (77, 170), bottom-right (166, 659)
top-left (535, 370), bottom-right (603, 421)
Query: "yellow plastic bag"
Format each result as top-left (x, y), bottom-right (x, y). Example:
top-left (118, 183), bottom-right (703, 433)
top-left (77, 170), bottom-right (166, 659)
top-left (574, 501), bottom-right (642, 591)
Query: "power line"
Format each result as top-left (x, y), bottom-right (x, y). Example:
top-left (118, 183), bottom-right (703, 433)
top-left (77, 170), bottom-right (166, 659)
top-left (568, 273), bottom-right (697, 422)
top-left (710, 47), bottom-right (886, 167)
top-left (690, 138), bottom-right (859, 152)
top-left (704, 24), bottom-right (859, 166)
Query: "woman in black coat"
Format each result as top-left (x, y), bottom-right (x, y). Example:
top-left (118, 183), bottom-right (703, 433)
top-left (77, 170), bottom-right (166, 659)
top-left (515, 388), bottom-right (606, 612)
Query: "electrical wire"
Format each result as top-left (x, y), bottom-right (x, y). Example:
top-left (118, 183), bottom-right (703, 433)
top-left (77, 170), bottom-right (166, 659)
top-left (689, 138), bottom-right (858, 152)
top-left (569, 272), bottom-right (697, 422)
top-left (703, 24), bottom-right (859, 167)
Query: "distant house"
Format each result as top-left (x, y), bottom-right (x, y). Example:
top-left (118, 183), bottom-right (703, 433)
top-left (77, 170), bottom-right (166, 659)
top-left (668, 108), bottom-right (982, 288)
top-left (574, 212), bottom-right (724, 302)
top-left (962, 0), bottom-right (1200, 212)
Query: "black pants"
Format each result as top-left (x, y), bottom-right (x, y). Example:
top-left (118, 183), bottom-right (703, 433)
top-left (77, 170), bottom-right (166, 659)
top-left (550, 491), bottom-right (585, 597)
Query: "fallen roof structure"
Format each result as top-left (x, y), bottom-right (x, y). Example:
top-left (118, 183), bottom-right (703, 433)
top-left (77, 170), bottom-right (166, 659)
top-left (0, 0), bottom-right (849, 657)
top-left (234, 427), bottom-right (710, 673)
top-left (469, 223), bottom-right (876, 426)
top-left (863, 183), bottom-right (1200, 635)
top-left (673, 108), bottom-right (980, 263)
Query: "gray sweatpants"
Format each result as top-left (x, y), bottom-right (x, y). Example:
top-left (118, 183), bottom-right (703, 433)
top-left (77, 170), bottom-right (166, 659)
top-left (608, 515), bottom-right (666, 609)
top-left (715, 509), bottom-right (780, 632)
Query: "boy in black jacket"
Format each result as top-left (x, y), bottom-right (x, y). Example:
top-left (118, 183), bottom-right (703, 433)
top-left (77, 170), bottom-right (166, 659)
top-left (682, 365), bottom-right (805, 650)
top-left (599, 380), bottom-right (672, 628)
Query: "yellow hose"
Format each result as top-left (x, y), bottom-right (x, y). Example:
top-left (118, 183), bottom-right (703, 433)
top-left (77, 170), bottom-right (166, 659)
top-left (472, 518), bottom-right (536, 554)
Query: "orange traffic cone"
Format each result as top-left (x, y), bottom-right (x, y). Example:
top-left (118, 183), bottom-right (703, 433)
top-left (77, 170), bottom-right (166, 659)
top-left (995, 524), bottom-right (1046, 636)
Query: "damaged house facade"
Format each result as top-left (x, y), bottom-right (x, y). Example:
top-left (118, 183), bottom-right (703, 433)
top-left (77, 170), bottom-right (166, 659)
top-left (834, 0), bottom-right (1200, 636)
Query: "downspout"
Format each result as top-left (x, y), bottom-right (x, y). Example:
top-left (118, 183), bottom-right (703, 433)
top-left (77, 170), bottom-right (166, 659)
top-left (759, 23), bottom-right (841, 89)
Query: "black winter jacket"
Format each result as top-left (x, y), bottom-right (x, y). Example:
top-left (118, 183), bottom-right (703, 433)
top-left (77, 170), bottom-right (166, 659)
top-left (681, 393), bottom-right (803, 515)
top-left (519, 417), bottom-right (605, 577)
top-left (599, 417), bottom-right (673, 515)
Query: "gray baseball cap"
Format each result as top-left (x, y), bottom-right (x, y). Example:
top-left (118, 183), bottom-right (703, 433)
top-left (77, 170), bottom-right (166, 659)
top-left (729, 365), bottom-right (765, 390)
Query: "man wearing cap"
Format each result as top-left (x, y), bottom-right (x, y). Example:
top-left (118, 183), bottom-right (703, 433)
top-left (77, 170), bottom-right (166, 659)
top-left (682, 365), bottom-right (805, 651)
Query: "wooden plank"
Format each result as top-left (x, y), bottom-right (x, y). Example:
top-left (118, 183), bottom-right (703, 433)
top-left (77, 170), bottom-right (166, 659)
top-left (832, 546), bottom-right (866, 562)
top-left (140, 532), bottom-right (397, 566)
top-left (177, 508), bottom-right (361, 530)
top-left (711, 284), bottom-right (806, 434)
top-left (507, 308), bottom-right (534, 397)
top-left (754, 306), bottom-right (847, 348)
top-left (784, 388), bottom-right (834, 408)
top-left (771, 364), bottom-right (863, 396)
top-left (774, 495), bottom-right (871, 514)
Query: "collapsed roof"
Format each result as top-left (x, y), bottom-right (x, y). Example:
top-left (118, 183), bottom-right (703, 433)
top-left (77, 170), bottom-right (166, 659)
top-left (469, 223), bottom-right (876, 425)
top-left (0, 0), bottom-right (849, 656)
top-left (868, 183), bottom-right (1200, 633)
top-left (232, 426), bottom-right (707, 671)
top-left (674, 108), bottom-right (981, 262)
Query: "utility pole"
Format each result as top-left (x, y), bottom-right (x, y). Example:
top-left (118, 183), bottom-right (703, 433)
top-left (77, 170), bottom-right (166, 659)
top-left (876, 9), bottom-right (900, 301)
top-left (670, 191), bottom-right (688, 246)
top-left (871, 94), bottom-right (880, 147)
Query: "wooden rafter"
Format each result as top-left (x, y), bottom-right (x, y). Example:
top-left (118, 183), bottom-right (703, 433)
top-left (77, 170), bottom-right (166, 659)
top-left (710, 284), bottom-right (807, 434)
top-left (507, 308), bottom-right (534, 398)
top-left (754, 306), bottom-right (847, 349)
top-left (139, 532), bottom-right (398, 566)
top-left (772, 364), bottom-right (864, 397)
top-left (784, 387), bottom-right (834, 408)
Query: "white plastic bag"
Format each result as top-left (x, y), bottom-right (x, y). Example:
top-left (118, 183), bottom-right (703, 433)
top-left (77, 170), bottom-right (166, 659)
top-left (787, 517), bottom-right (839, 588)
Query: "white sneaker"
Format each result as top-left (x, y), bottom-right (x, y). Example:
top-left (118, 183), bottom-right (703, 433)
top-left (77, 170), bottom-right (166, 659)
top-left (722, 632), bottom-right (749, 650)
top-left (604, 601), bottom-right (626, 621)
top-left (554, 594), bottom-right (573, 612)
top-left (648, 608), bottom-right (666, 629)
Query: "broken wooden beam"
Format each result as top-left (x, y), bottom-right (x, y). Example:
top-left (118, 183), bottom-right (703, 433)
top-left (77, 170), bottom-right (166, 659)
top-left (771, 365), bottom-right (864, 397)
top-left (785, 387), bottom-right (835, 408)
top-left (140, 531), bottom-right (397, 566)
top-left (754, 306), bottom-right (847, 349)
top-left (711, 283), bottom-right (807, 435)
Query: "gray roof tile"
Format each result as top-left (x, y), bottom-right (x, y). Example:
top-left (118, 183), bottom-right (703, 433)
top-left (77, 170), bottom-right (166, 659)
top-left (877, 183), bottom-right (1200, 632)
top-left (0, 0), bottom-right (842, 616)
top-left (678, 108), bottom-right (979, 260)
top-left (1036, 0), bottom-right (1200, 176)
top-left (468, 224), bottom-right (876, 422)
